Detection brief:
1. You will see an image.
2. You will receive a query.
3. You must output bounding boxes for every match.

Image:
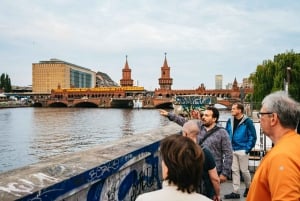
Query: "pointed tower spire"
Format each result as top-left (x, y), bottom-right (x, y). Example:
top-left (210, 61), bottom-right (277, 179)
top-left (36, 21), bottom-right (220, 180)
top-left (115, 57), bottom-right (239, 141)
top-left (163, 52), bottom-right (168, 68)
top-left (232, 77), bottom-right (238, 90)
top-left (158, 52), bottom-right (173, 90)
top-left (124, 55), bottom-right (129, 69)
top-left (120, 55), bottom-right (134, 87)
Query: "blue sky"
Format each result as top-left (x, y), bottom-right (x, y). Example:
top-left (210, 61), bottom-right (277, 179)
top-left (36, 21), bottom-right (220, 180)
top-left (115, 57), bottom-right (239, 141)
top-left (0, 0), bottom-right (299, 90)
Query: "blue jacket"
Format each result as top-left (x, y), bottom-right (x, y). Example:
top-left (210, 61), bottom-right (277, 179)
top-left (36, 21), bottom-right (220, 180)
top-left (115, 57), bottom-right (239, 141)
top-left (226, 116), bottom-right (257, 154)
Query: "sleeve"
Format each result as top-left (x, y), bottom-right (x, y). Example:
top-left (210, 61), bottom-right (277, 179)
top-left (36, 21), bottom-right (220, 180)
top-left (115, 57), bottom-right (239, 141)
top-left (220, 129), bottom-right (233, 178)
top-left (202, 147), bottom-right (216, 171)
top-left (167, 113), bottom-right (187, 126)
top-left (245, 118), bottom-right (257, 154)
top-left (225, 118), bottom-right (232, 137)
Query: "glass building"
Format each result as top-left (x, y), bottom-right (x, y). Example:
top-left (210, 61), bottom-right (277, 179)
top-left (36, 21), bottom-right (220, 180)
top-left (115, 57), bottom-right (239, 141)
top-left (32, 58), bottom-right (96, 93)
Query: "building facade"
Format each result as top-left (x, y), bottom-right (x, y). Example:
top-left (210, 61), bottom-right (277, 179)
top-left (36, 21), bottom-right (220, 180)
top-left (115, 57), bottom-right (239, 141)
top-left (32, 59), bottom-right (96, 93)
top-left (215, 74), bottom-right (223, 89)
top-left (242, 77), bottom-right (253, 88)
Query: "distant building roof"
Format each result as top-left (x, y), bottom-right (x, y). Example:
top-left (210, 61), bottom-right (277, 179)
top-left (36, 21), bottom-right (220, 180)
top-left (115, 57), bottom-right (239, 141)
top-left (11, 86), bottom-right (32, 92)
top-left (36, 58), bottom-right (92, 72)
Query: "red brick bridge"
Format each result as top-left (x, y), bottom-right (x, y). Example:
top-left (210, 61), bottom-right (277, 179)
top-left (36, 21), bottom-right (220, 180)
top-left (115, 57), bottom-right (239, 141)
top-left (42, 95), bottom-right (243, 109)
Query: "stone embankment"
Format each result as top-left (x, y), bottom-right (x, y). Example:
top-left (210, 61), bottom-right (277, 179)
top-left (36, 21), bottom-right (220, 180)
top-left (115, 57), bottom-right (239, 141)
top-left (0, 123), bottom-right (181, 201)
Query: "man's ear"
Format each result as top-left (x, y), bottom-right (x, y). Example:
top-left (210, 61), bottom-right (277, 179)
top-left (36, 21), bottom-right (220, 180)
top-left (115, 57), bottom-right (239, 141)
top-left (270, 113), bottom-right (278, 126)
top-left (162, 160), bottom-right (168, 180)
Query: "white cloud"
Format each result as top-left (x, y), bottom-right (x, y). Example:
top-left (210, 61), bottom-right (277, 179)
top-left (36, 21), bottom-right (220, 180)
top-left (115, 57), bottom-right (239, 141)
top-left (0, 0), bottom-right (299, 89)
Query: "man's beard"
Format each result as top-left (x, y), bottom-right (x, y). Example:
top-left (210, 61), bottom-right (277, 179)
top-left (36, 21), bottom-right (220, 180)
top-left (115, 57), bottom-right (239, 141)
top-left (203, 121), bottom-right (211, 127)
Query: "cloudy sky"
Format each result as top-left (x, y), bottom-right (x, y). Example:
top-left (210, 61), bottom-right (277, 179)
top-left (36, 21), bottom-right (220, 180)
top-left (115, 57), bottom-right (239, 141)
top-left (0, 0), bottom-right (299, 90)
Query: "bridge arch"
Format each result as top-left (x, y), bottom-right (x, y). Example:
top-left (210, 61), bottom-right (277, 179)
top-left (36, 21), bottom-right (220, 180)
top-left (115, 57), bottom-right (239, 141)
top-left (48, 102), bottom-right (68, 107)
top-left (74, 102), bottom-right (98, 108)
top-left (32, 102), bottom-right (43, 107)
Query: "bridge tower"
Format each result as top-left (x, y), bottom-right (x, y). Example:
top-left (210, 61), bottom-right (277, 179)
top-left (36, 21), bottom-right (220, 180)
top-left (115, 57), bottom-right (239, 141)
top-left (158, 53), bottom-right (173, 90)
top-left (232, 77), bottom-right (239, 90)
top-left (120, 55), bottom-right (134, 87)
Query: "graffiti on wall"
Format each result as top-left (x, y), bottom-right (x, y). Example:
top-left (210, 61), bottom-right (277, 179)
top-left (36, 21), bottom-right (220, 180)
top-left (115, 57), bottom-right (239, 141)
top-left (0, 173), bottom-right (59, 197)
top-left (173, 95), bottom-right (217, 116)
top-left (16, 141), bottom-right (161, 201)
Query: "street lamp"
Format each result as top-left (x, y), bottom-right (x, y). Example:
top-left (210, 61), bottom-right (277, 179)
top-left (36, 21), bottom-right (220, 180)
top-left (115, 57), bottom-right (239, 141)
top-left (285, 67), bottom-right (291, 94)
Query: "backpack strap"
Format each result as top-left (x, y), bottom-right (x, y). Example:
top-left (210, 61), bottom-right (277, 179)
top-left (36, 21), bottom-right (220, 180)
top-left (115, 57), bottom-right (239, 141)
top-left (199, 125), bottom-right (220, 145)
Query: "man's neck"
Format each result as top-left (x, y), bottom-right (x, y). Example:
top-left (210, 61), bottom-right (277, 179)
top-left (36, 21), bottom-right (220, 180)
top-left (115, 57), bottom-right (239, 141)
top-left (235, 114), bottom-right (244, 120)
top-left (272, 127), bottom-right (294, 144)
top-left (205, 123), bottom-right (216, 131)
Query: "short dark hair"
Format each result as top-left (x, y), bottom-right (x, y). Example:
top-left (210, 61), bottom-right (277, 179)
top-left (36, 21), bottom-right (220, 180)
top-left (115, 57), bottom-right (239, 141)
top-left (160, 134), bottom-right (204, 193)
top-left (206, 106), bottom-right (219, 122)
top-left (233, 102), bottom-right (244, 113)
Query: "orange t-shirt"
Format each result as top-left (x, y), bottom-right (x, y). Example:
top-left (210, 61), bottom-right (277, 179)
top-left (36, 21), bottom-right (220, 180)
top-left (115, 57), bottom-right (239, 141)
top-left (247, 131), bottom-right (300, 201)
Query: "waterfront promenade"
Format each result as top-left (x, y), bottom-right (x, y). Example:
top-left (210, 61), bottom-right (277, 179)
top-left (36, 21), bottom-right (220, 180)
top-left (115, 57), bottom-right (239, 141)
top-left (221, 181), bottom-right (247, 201)
top-left (0, 114), bottom-right (257, 200)
top-left (0, 107), bottom-right (263, 200)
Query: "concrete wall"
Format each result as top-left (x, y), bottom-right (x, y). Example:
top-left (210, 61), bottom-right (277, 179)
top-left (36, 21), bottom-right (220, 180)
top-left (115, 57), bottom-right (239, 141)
top-left (0, 124), bottom-right (181, 201)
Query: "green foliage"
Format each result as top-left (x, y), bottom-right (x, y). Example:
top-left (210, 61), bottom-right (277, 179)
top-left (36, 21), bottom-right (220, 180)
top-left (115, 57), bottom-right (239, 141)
top-left (251, 51), bottom-right (300, 103)
top-left (0, 73), bottom-right (12, 92)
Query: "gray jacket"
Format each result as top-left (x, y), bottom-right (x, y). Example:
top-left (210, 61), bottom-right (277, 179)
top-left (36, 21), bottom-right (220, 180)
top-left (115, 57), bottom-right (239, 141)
top-left (167, 113), bottom-right (233, 178)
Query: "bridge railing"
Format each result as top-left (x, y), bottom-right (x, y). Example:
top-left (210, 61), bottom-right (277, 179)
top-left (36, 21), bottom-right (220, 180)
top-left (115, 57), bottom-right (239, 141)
top-left (219, 119), bottom-right (272, 172)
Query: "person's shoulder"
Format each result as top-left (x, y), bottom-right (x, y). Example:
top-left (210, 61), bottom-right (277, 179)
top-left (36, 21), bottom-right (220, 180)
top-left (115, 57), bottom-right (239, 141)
top-left (226, 116), bottom-right (233, 122)
top-left (201, 146), bottom-right (210, 156)
top-left (194, 194), bottom-right (213, 201)
top-left (216, 126), bottom-right (227, 133)
top-left (202, 146), bottom-right (216, 163)
top-left (135, 190), bottom-right (163, 201)
top-left (243, 115), bottom-right (254, 123)
top-left (216, 126), bottom-right (231, 139)
top-left (243, 116), bottom-right (256, 128)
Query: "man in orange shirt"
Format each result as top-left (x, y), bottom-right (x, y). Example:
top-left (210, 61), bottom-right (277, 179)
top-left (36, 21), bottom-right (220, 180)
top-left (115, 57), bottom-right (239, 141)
top-left (247, 91), bottom-right (300, 201)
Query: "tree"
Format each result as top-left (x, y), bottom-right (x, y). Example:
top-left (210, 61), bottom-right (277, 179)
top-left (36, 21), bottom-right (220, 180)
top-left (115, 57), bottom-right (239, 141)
top-left (251, 50), bottom-right (300, 103)
top-left (0, 73), bottom-right (12, 92)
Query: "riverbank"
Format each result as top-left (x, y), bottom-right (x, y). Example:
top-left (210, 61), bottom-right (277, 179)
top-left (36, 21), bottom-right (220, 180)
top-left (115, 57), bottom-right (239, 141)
top-left (0, 101), bottom-right (30, 108)
top-left (0, 123), bottom-right (182, 200)
top-left (0, 107), bottom-right (266, 174)
top-left (0, 105), bottom-right (30, 109)
top-left (0, 108), bottom-right (174, 173)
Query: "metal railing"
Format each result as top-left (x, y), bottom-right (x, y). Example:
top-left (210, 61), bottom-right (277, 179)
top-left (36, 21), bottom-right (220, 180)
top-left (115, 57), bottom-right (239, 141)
top-left (219, 120), bottom-right (271, 172)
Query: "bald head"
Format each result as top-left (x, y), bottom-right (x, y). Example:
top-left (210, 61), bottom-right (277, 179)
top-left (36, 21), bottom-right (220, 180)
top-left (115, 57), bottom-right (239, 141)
top-left (182, 120), bottom-right (200, 143)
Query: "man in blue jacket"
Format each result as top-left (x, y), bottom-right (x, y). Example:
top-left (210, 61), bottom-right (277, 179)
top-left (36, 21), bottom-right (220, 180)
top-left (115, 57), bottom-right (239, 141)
top-left (224, 102), bottom-right (257, 199)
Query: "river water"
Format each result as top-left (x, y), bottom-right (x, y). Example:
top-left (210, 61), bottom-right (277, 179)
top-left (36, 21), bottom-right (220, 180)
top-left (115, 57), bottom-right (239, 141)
top-left (0, 107), bottom-right (265, 174)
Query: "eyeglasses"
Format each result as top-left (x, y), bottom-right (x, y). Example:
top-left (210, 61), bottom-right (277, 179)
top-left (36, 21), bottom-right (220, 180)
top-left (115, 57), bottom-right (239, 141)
top-left (257, 112), bottom-right (273, 119)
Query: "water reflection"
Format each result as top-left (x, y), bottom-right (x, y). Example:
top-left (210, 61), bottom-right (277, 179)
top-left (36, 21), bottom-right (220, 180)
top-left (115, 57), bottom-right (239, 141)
top-left (121, 109), bottom-right (134, 135)
top-left (2, 108), bottom-right (262, 174)
top-left (0, 108), bottom-right (171, 173)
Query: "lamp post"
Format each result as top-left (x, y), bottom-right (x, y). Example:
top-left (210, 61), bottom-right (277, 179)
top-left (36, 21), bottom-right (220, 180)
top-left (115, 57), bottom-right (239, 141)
top-left (285, 67), bottom-right (291, 94)
top-left (240, 87), bottom-right (245, 103)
